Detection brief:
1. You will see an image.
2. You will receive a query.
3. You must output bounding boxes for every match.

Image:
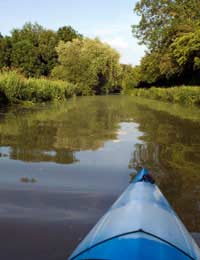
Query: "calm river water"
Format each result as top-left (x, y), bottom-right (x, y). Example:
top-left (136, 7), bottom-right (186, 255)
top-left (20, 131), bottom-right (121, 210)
top-left (0, 95), bottom-right (200, 259)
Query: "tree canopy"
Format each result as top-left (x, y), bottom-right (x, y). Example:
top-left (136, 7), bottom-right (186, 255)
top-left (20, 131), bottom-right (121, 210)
top-left (57, 26), bottom-right (83, 42)
top-left (132, 0), bottom-right (200, 87)
top-left (52, 38), bottom-right (122, 95)
top-left (0, 22), bottom-right (136, 95)
top-left (0, 23), bottom-right (82, 77)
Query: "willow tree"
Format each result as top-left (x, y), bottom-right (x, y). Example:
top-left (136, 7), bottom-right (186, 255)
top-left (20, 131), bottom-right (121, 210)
top-left (52, 38), bottom-right (122, 95)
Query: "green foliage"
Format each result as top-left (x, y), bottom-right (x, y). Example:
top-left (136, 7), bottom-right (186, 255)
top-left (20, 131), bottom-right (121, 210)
top-left (133, 0), bottom-right (172, 50)
top-left (121, 64), bottom-right (141, 92)
top-left (10, 23), bottom-right (58, 77)
top-left (131, 86), bottom-right (200, 106)
top-left (0, 36), bottom-right (12, 68)
top-left (138, 51), bottom-right (181, 85)
top-left (0, 70), bottom-right (76, 103)
top-left (140, 52), bottom-right (162, 83)
top-left (133, 0), bottom-right (200, 51)
top-left (0, 23), bottom-right (82, 78)
top-left (57, 26), bottom-right (83, 42)
top-left (171, 29), bottom-right (200, 70)
top-left (52, 38), bottom-right (122, 95)
top-left (132, 0), bottom-right (200, 86)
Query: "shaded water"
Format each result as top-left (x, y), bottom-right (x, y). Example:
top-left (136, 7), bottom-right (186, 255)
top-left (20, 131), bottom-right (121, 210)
top-left (0, 95), bottom-right (200, 259)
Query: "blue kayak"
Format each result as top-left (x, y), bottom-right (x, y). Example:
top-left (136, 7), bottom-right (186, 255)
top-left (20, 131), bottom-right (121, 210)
top-left (68, 168), bottom-right (200, 260)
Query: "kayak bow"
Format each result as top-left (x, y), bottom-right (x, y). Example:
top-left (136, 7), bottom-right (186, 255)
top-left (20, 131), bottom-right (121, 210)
top-left (68, 168), bottom-right (200, 260)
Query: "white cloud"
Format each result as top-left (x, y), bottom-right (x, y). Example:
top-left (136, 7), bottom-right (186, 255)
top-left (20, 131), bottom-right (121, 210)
top-left (95, 26), bottom-right (129, 37)
top-left (103, 36), bottom-right (129, 49)
top-left (87, 25), bottom-right (146, 65)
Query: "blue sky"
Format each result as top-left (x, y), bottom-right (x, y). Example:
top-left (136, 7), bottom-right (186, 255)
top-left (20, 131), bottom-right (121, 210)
top-left (0, 0), bottom-right (146, 65)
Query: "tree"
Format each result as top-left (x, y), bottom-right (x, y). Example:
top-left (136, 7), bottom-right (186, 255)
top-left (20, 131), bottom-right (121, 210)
top-left (5, 22), bottom-right (82, 77)
top-left (10, 23), bottom-right (57, 77)
top-left (132, 0), bottom-right (200, 51)
top-left (52, 38), bottom-right (122, 95)
top-left (0, 36), bottom-right (12, 68)
top-left (171, 29), bottom-right (200, 70)
top-left (0, 23), bottom-right (83, 77)
top-left (121, 64), bottom-right (142, 91)
top-left (132, 0), bottom-right (200, 86)
top-left (57, 26), bottom-right (82, 42)
top-left (140, 52), bottom-right (162, 84)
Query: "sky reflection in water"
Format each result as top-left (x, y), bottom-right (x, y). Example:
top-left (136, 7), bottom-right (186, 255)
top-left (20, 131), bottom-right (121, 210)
top-left (0, 95), bottom-right (199, 259)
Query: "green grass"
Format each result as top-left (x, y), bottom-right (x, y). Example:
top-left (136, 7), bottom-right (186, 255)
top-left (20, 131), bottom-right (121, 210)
top-left (0, 70), bottom-right (77, 104)
top-left (130, 86), bottom-right (200, 106)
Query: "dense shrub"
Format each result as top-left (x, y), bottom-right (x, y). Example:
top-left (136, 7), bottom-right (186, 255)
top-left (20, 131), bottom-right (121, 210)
top-left (131, 87), bottom-right (200, 106)
top-left (0, 71), bottom-right (77, 103)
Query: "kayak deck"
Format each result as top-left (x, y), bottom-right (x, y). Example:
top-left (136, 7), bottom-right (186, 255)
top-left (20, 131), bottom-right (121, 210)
top-left (68, 169), bottom-right (200, 260)
top-left (71, 232), bottom-right (194, 260)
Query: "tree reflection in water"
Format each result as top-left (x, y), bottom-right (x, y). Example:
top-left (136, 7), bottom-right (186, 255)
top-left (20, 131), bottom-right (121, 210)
top-left (0, 95), bottom-right (200, 231)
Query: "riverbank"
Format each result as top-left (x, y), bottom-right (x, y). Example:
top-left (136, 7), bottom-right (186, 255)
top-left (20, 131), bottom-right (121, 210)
top-left (1, 71), bottom-right (200, 108)
top-left (0, 71), bottom-right (77, 104)
top-left (130, 87), bottom-right (200, 106)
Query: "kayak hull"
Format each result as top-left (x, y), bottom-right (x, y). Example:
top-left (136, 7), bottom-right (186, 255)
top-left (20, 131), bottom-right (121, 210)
top-left (68, 169), bottom-right (200, 260)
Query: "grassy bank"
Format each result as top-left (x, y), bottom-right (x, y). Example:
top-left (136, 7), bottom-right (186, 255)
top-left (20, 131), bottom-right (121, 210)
top-left (130, 87), bottom-right (200, 106)
top-left (0, 71), bottom-right (77, 104)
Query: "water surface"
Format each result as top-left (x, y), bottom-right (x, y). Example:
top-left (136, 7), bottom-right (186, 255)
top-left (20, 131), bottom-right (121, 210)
top-left (0, 95), bottom-right (200, 259)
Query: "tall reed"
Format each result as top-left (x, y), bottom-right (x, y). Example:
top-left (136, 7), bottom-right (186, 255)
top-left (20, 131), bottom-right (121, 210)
top-left (0, 71), bottom-right (77, 104)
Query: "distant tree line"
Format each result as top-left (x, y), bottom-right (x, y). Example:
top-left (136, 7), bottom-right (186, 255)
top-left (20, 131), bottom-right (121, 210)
top-left (0, 23), bottom-right (82, 77)
top-left (0, 23), bottom-right (137, 96)
top-left (1, 0), bottom-right (199, 100)
top-left (132, 0), bottom-right (200, 87)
